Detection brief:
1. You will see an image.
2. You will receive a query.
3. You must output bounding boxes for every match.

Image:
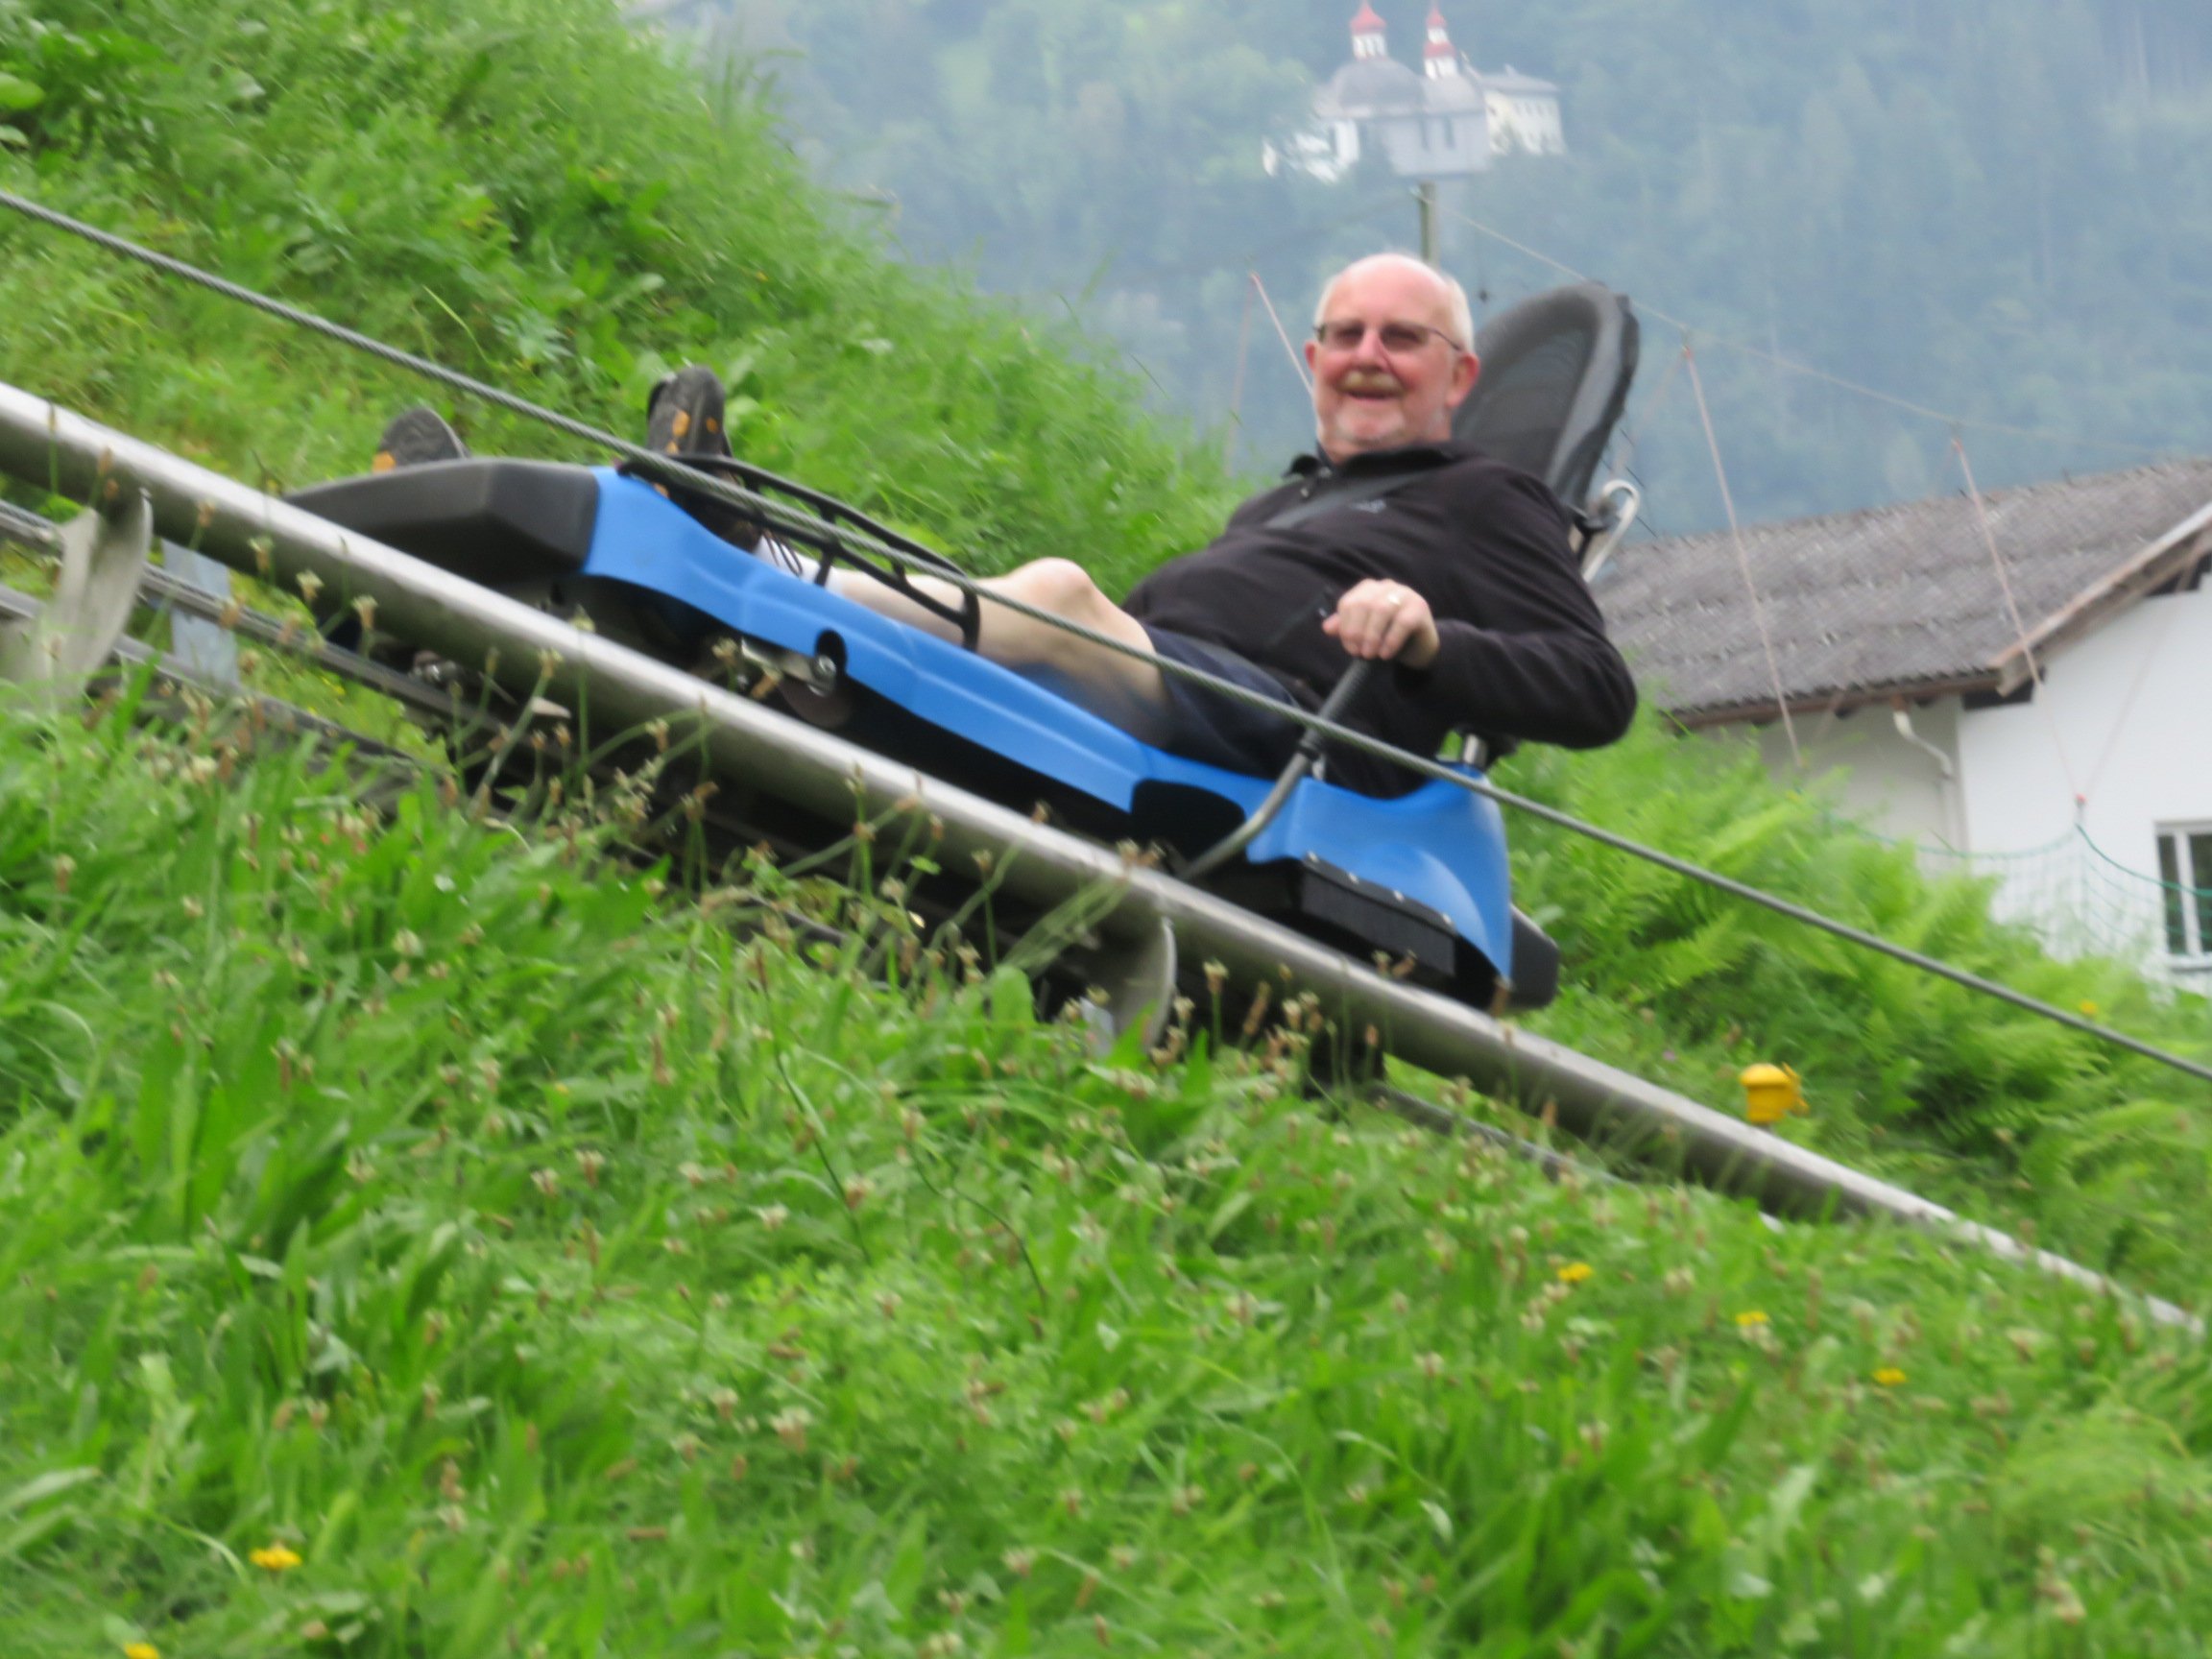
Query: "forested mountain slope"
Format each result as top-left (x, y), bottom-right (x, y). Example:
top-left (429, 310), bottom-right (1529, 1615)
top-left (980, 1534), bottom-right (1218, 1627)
top-left (705, 0), bottom-right (2212, 530)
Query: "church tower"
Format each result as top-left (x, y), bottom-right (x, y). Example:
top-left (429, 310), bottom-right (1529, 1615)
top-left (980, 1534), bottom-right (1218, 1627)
top-left (1425, 4), bottom-right (1463, 78)
top-left (1351, 2), bottom-right (1388, 60)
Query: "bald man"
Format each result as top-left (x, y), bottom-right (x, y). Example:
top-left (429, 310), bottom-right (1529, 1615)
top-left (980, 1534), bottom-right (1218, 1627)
top-left (802, 253), bottom-right (1634, 791)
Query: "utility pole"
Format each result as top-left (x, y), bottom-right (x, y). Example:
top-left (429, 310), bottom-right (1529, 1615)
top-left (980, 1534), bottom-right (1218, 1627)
top-left (1417, 179), bottom-right (1439, 265)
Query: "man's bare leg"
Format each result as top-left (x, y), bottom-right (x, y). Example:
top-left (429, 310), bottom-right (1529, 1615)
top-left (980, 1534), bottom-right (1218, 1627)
top-left (825, 558), bottom-right (1174, 744)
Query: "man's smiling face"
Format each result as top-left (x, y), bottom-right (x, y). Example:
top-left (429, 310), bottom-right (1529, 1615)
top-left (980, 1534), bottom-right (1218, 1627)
top-left (1305, 256), bottom-right (1480, 464)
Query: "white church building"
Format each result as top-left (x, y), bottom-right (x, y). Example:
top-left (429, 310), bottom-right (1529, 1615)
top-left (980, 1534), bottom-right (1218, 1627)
top-left (1265, 4), bottom-right (1567, 183)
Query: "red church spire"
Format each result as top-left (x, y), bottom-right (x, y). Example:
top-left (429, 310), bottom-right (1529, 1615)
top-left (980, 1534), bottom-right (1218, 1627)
top-left (1424, 4), bottom-right (1462, 77)
top-left (1351, 2), bottom-right (1387, 60)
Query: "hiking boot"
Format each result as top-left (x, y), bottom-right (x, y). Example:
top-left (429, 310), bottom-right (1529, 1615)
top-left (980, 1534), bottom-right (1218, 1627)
top-left (371, 406), bottom-right (470, 471)
top-left (644, 365), bottom-right (763, 549)
top-left (646, 364), bottom-right (736, 461)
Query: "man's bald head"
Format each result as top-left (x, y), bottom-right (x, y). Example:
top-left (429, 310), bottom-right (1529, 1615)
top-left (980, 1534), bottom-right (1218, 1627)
top-left (1304, 252), bottom-right (1481, 462)
top-left (1313, 253), bottom-right (1475, 352)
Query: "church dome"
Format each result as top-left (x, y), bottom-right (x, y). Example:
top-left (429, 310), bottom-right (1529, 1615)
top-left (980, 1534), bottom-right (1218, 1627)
top-left (1319, 54), bottom-right (1425, 116)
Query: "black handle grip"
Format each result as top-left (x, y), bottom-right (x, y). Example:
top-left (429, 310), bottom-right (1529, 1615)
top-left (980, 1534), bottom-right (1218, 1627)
top-left (1297, 656), bottom-right (1375, 759)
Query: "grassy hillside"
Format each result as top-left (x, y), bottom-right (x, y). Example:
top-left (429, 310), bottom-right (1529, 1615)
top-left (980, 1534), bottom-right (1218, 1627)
top-left (0, 0), bottom-right (1234, 593)
top-left (7, 694), bottom-right (2212, 1657)
top-left (3, 0), bottom-right (2212, 1651)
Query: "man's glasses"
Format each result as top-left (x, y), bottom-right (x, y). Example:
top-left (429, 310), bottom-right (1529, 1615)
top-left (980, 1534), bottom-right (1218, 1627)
top-left (1312, 320), bottom-right (1466, 355)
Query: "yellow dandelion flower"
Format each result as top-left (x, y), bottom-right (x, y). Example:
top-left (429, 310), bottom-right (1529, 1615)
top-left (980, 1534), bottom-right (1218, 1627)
top-left (1556, 1262), bottom-right (1595, 1285)
top-left (125, 1644), bottom-right (160, 1659)
top-left (249, 1542), bottom-right (302, 1573)
top-left (1733, 1310), bottom-right (1769, 1328)
top-left (2079, 1000), bottom-right (2100, 1019)
top-left (1872, 1366), bottom-right (1908, 1387)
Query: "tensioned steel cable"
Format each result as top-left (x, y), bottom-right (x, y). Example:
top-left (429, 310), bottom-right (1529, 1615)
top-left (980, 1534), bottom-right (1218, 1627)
top-left (1248, 268), bottom-right (1314, 394)
top-left (1684, 339), bottom-right (1801, 769)
top-left (1437, 201), bottom-right (2177, 463)
top-left (6, 185), bottom-right (2210, 1088)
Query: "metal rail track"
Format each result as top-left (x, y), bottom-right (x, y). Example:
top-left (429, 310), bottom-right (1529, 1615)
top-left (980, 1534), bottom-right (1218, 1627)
top-left (0, 381), bottom-right (2195, 1330)
top-left (7, 502), bottom-right (1631, 1193)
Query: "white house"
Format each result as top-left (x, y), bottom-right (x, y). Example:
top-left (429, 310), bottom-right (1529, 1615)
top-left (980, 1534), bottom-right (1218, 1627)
top-left (1597, 461), bottom-right (2212, 987)
top-left (1265, 4), bottom-right (1566, 183)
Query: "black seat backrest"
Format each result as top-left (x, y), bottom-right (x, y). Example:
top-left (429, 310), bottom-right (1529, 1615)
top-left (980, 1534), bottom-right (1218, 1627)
top-left (1452, 282), bottom-right (1639, 510)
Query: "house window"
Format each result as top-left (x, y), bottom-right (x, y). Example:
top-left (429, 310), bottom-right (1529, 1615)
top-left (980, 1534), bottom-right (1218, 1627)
top-left (2155, 824), bottom-right (2212, 971)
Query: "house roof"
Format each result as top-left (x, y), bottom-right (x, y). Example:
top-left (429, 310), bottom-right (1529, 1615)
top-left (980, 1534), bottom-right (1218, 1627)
top-left (1596, 457), bottom-right (2212, 727)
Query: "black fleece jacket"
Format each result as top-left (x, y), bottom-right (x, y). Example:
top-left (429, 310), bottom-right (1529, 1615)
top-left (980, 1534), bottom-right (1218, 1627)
top-left (1123, 440), bottom-right (1637, 790)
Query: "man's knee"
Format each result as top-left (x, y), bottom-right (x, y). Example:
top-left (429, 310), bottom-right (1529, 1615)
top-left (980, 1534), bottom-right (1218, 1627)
top-left (1000, 557), bottom-right (1107, 617)
top-left (987, 558), bottom-right (1118, 663)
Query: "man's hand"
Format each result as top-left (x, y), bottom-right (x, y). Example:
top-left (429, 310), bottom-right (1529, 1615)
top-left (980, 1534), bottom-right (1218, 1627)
top-left (1321, 578), bottom-right (1439, 669)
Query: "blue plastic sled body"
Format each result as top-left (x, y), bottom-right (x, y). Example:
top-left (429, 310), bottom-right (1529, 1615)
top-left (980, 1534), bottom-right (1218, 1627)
top-left (578, 469), bottom-right (1523, 995)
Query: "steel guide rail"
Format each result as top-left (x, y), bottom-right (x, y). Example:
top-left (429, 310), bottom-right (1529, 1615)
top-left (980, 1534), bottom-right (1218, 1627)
top-left (0, 381), bottom-right (2194, 1331)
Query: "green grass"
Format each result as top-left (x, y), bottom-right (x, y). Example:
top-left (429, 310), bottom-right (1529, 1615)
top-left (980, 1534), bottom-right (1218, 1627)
top-left (5, 0), bottom-right (2212, 1649)
top-left (5, 687), bottom-right (2212, 1657)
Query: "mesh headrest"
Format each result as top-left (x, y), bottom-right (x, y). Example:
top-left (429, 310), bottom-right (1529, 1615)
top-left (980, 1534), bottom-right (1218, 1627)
top-left (1452, 283), bottom-right (1639, 508)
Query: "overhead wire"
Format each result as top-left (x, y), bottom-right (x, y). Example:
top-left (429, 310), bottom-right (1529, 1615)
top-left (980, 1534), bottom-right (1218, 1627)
top-left (1683, 338), bottom-right (1801, 767)
top-left (5, 184), bottom-right (2210, 1090)
top-left (1437, 203), bottom-right (2175, 463)
top-left (1247, 268), bottom-right (1312, 394)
